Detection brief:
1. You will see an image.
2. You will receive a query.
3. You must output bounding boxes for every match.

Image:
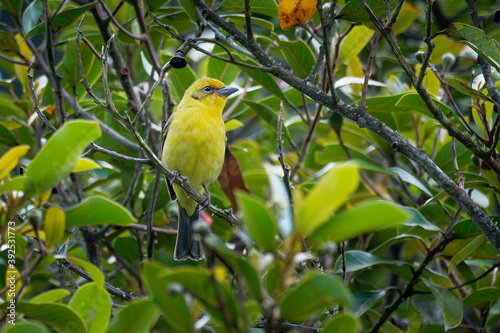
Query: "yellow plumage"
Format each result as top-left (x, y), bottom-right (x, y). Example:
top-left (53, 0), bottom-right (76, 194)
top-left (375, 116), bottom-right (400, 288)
top-left (161, 77), bottom-right (237, 260)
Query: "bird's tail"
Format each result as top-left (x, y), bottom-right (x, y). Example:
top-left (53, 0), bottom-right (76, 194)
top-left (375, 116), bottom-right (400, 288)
top-left (174, 203), bottom-right (203, 261)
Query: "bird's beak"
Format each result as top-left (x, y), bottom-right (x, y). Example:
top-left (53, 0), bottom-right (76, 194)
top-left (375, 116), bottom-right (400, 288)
top-left (217, 87), bottom-right (238, 97)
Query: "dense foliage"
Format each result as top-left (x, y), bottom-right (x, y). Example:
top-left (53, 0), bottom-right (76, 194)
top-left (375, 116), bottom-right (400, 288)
top-left (1, 0), bottom-right (500, 332)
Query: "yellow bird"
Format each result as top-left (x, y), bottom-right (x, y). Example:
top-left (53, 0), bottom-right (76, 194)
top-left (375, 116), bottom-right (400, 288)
top-left (162, 78), bottom-right (238, 260)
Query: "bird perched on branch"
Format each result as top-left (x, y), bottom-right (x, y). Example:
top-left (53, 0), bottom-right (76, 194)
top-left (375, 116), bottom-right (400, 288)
top-left (162, 78), bottom-right (238, 260)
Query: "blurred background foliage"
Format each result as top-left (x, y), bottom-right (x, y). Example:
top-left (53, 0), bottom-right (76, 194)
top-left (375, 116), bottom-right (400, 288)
top-left (1, 0), bottom-right (500, 332)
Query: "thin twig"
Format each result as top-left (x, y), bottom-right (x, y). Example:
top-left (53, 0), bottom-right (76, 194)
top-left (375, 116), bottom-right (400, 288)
top-left (277, 102), bottom-right (294, 209)
top-left (27, 63), bottom-right (57, 132)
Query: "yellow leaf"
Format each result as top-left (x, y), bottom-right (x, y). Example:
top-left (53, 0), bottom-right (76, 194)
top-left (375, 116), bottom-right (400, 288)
top-left (414, 64), bottom-right (440, 97)
top-left (72, 158), bottom-right (102, 173)
top-left (225, 119), bottom-right (244, 132)
top-left (5, 267), bottom-right (22, 302)
top-left (0, 145), bottom-right (30, 179)
top-left (278, 0), bottom-right (318, 31)
top-left (37, 188), bottom-right (52, 207)
top-left (44, 207), bottom-right (66, 249)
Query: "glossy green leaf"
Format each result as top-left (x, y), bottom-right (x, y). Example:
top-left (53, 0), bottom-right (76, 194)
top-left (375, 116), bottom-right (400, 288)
top-left (68, 283), bottom-right (111, 333)
top-left (422, 279), bottom-right (462, 330)
top-left (407, 298), bottom-right (421, 333)
top-left (0, 301), bottom-right (86, 333)
top-left (452, 217), bottom-right (500, 237)
top-left (338, 25), bottom-right (375, 66)
top-left (165, 267), bottom-right (238, 326)
top-left (447, 78), bottom-right (493, 103)
top-left (207, 47), bottom-right (240, 84)
top-left (142, 262), bottom-right (193, 332)
top-left (145, 0), bottom-right (170, 11)
top-left (434, 140), bottom-right (472, 177)
top-left (351, 290), bottom-right (386, 318)
top-left (30, 289), bottom-right (71, 304)
top-left (403, 207), bottom-right (442, 232)
top-left (448, 23), bottom-right (500, 72)
top-left (2, 321), bottom-right (50, 333)
top-left (244, 100), bottom-right (292, 141)
top-left (0, 0), bottom-right (22, 18)
top-left (114, 237), bottom-right (138, 264)
top-left (0, 175), bottom-right (38, 197)
top-left (219, 0), bottom-right (278, 17)
top-left (65, 196), bottom-right (136, 227)
top-left (25, 120), bottom-right (101, 193)
top-left (280, 272), bottom-right (351, 323)
top-left (309, 201), bottom-right (409, 245)
top-left (61, 39), bottom-right (96, 89)
top-left (339, 0), bottom-right (397, 22)
top-left (0, 31), bottom-right (19, 55)
top-left (448, 235), bottom-right (486, 273)
top-left (277, 39), bottom-right (315, 79)
top-left (167, 65), bottom-right (196, 102)
top-left (334, 250), bottom-right (406, 273)
top-left (323, 311), bottom-right (359, 333)
top-left (25, 2), bottom-right (98, 39)
top-left (463, 287), bottom-right (500, 307)
top-left (297, 163), bottom-right (359, 235)
top-left (178, 0), bottom-right (198, 22)
top-left (44, 207), bottom-right (65, 249)
top-left (22, 0), bottom-right (43, 35)
top-left (236, 191), bottom-right (278, 252)
top-left (107, 299), bottom-right (160, 333)
top-left (387, 167), bottom-right (433, 196)
top-left (315, 144), bottom-right (379, 166)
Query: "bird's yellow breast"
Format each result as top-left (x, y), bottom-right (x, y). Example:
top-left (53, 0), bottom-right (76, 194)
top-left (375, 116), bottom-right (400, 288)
top-left (162, 104), bottom-right (226, 215)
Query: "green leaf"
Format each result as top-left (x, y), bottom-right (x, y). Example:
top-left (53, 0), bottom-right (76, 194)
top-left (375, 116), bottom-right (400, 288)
top-left (0, 175), bottom-right (38, 197)
top-left (279, 272), bottom-right (351, 323)
top-left (68, 283), bottom-right (111, 333)
top-left (218, 0), bottom-right (278, 17)
top-left (407, 298), bottom-right (421, 333)
top-left (22, 0), bottom-right (43, 35)
top-left (0, 0), bottom-right (22, 18)
top-left (463, 287), bottom-right (500, 307)
top-left (339, 0), bottom-right (397, 23)
top-left (30, 289), bottom-right (71, 304)
top-left (0, 301), bottom-right (86, 333)
top-left (236, 191), bottom-right (278, 252)
top-left (24, 2), bottom-right (98, 39)
top-left (447, 23), bottom-right (500, 72)
top-left (145, 0), bottom-right (170, 11)
top-left (25, 120), bottom-right (101, 193)
top-left (2, 321), bottom-right (51, 333)
top-left (351, 290), bottom-right (386, 318)
top-left (165, 266), bottom-right (238, 326)
top-left (315, 144), bottom-right (379, 166)
top-left (167, 65), bottom-right (196, 102)
top-left (266, 167), bottom-right (293, 237)
top-left (65, 196), bottom-right (136, 227)
top-left (107, 299), bottom-right (160, 333)
top-left (392, 3), bottom-right (422, 36)
top-left (297, 163), bottom-right (359, 235)
top-left (244, 100), bottom-right (292, 141)
top-left (178, 0), bottom-right (198, 22)
top-left (309, 201), bottom-right (409, 245)
top-left (0, 31), bottom-right (19, 55)
top-left (207, 46), bottom-right (240, 84)
top-left (61, 39), bottom-right (96, 89)
top-left (142, 262), bottom-right (193, 332)
top-left (387, 167), bottom-right (433, 197)
top-left (338, 25), bottom-right (375, 66)
top-left (323, 311), bottom-right (359, 332)
top-left (434, 140), bottom-right (472, 177)
top-left (334, 250), bottom-right (406, 273)
top-left (447, 78), bottom-right (494, 103)
top-left (448, 235), bottom-right (486, 274)
top-left (403, 207), bottom-right (442, 232)
top-left (44, 207), bottom-right (65, 249)
top-left (220, 14), bottom-right (275, 31)
top-left (422, 279), bottom-right (462, 330)
top-left (277, 39), bottom-right (315, 79)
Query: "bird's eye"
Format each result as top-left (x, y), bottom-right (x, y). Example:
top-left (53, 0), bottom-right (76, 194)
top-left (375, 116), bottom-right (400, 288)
top-left (203, 86), bottom-right (212, 92)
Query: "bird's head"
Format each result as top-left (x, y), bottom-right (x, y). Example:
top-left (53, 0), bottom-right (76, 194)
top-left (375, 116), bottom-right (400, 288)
top-left (182, 77), bottom-right (238, 112)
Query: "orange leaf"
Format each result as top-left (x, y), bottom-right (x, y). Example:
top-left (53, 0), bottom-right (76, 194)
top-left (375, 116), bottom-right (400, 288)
top-left (278, 0), bottom-right (318, 31)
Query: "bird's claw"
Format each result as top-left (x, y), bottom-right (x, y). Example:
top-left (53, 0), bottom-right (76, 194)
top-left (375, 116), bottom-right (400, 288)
top-left (197, 185), bottom-right (211, 212)
top-left (170, 170), bottom-right (187, 184)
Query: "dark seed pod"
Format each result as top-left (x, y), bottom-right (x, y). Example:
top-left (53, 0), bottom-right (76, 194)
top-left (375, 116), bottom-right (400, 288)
top-left (170, 50), bottom-right (187, 69)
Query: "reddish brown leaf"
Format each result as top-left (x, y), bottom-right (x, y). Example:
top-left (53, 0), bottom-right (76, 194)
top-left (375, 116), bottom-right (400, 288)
top-left (218, 146), bottom-right (249, 212)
